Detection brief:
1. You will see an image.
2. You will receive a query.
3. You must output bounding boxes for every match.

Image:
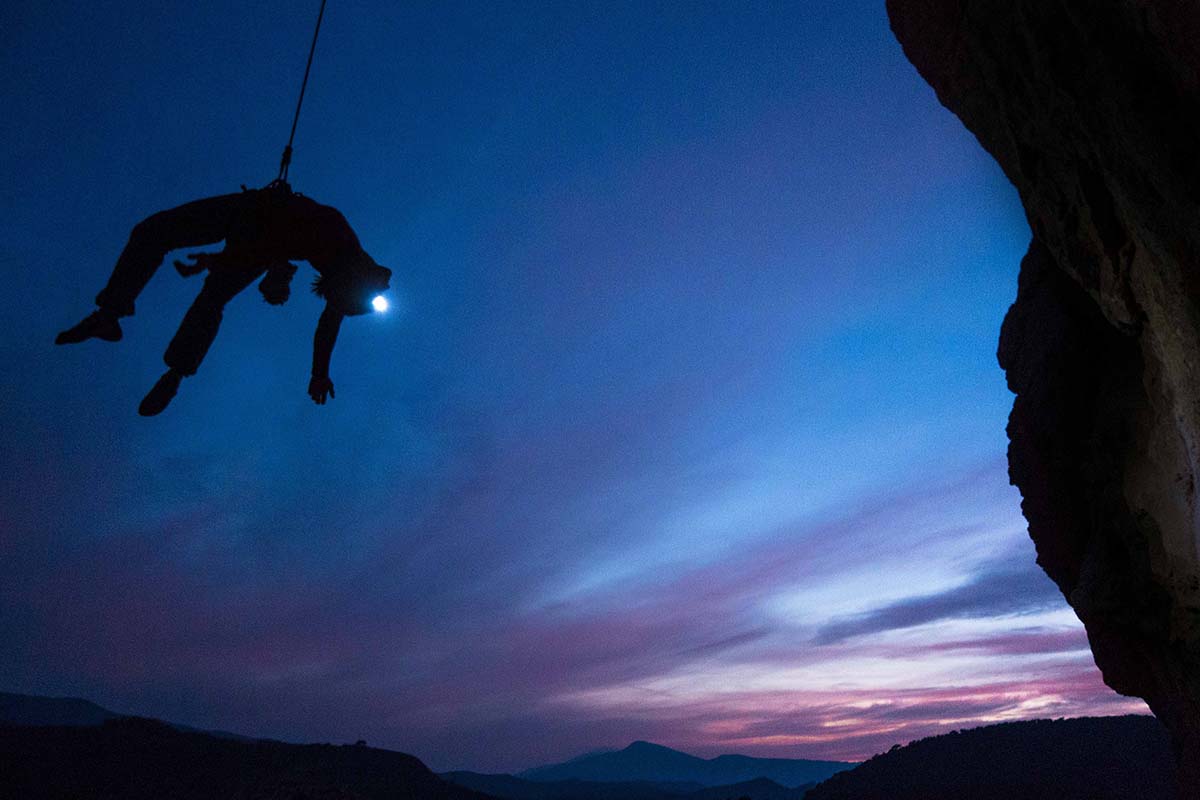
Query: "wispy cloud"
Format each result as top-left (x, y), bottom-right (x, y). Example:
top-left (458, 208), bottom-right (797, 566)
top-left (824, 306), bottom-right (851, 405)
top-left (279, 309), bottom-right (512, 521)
top-left (811, 554), bottom-right (1065, 645)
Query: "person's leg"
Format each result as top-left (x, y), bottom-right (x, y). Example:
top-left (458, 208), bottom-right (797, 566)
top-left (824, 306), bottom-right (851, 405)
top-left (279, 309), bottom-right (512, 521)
top-left (162, 267), bottom-right (261, 376)
top-left (139, 267), bottom-right (261, 416)
top-left (96, 193), bottom-right (246, 317)
top-left (57, 193), bottom-right (250, 346)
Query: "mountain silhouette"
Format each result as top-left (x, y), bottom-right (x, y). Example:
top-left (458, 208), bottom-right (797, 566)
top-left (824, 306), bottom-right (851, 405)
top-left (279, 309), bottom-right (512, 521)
top-left (444, 770), bottom-right (810, 800)
top-left (4, 693), bottom-right (1172, 798)
top-left (804, 715), bottom-right (1175, 800)
top-left (517, 740), bottom-right (853, 787)
top-left (0, 690), bottom-right (252, 741)
top-left (0, 691), bottom-right (119, 727)
top-left (444, 767), bottom-right (816, 800)
top-left (0, 716), bottom-right (492, 799)
top-left (689, 778), bottom-right (810, 800)
top-left (444, 771), bottom-right (702, 799)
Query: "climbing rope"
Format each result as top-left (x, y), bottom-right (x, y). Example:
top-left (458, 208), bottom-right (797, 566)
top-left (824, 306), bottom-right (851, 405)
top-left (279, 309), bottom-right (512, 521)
top-left (277, 0), bottom-right (329, 182)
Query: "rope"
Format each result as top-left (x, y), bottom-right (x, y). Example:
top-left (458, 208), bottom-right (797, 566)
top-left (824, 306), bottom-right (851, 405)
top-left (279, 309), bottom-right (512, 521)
top-left (277, 0), bottom-right (329, 182)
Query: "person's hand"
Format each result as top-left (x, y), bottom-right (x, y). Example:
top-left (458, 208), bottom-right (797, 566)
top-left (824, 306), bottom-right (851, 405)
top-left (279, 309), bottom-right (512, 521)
top-left (173, 251), bottom-right (220, 277)
top-left (308, 375), bottom-right (335, 405)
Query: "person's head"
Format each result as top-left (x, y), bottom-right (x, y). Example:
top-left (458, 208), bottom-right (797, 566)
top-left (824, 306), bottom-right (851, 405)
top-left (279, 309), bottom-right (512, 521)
top-left (312, 260), bottom-right (392, 316)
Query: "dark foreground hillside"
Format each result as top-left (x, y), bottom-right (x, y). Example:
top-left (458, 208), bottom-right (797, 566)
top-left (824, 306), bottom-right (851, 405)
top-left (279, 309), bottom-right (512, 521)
top-left (0, 717), bottom-right (494, 800)
top-left (806, 715), bottom-right (1175, 800)
top-left (443, 771), bottom-right (810, 800)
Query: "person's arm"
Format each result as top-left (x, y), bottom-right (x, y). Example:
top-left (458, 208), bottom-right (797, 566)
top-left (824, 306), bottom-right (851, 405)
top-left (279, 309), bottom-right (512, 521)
top-left (309, 304), bottom-right (344, 404)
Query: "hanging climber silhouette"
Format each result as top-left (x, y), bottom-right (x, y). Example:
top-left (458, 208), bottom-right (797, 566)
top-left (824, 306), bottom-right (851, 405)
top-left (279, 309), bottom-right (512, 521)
top-left (55, 182), bottom-right (391, 415)
top-left (54, 0), bottom-right (392, 416)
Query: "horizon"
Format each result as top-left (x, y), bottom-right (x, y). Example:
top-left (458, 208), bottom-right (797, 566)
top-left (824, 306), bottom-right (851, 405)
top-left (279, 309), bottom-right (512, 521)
top-left (0, 689), bottom-right (1160, 773)
top-left (0, 0), bottom-right (1148, 775)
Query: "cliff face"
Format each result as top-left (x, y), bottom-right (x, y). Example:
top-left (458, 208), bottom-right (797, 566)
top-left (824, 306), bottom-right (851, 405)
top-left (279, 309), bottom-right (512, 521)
top-left (885, 0), bottom-right (1200, 792)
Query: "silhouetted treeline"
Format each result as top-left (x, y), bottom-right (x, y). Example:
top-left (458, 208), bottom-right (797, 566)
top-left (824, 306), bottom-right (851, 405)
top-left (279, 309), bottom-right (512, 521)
top-left (0, 717), bottom-right (494, 799)
top-left (805, 715), bottom-right (1175, 800)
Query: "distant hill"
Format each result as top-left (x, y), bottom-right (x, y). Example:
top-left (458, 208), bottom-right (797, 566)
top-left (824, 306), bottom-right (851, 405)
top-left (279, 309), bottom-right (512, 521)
top-left (443, 771), bottom-right (809, 800)
top-left (688, 778), bottom-right (810, 800)
top-left (0, 690), bottom-right (257, 742)
top-left (804, 715), bottom-right (1176, 800)
top-left (0, 691), bottom-right (120, 727)
top-left (0, 716), bottom-right (494, 800)
top-left (444, 771), bottom-right (701, 799)
top-left (517, 740), bottom-right (853, 787)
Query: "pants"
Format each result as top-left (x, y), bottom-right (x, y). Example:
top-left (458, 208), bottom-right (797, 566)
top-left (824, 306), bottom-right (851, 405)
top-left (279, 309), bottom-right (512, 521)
top-left (162, 266), bottom-right (263, 376)
top-left (95, 193), bottom-right (264, 376)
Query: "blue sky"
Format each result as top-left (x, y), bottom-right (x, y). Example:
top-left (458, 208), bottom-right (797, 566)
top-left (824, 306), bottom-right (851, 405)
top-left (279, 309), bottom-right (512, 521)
top-left (0, 0), bottom-right (1144, 772)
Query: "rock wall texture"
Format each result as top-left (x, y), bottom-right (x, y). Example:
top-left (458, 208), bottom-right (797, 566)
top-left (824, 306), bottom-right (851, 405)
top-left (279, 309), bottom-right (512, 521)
top-left (886, 0), bottom-right (1200, 793)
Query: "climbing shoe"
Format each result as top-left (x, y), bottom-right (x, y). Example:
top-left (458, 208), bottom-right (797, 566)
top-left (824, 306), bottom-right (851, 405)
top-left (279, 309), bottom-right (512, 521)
top-left (138, 369), bottom-right (183, 417)
top-left (55, 310), bottom-right (123, 345)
